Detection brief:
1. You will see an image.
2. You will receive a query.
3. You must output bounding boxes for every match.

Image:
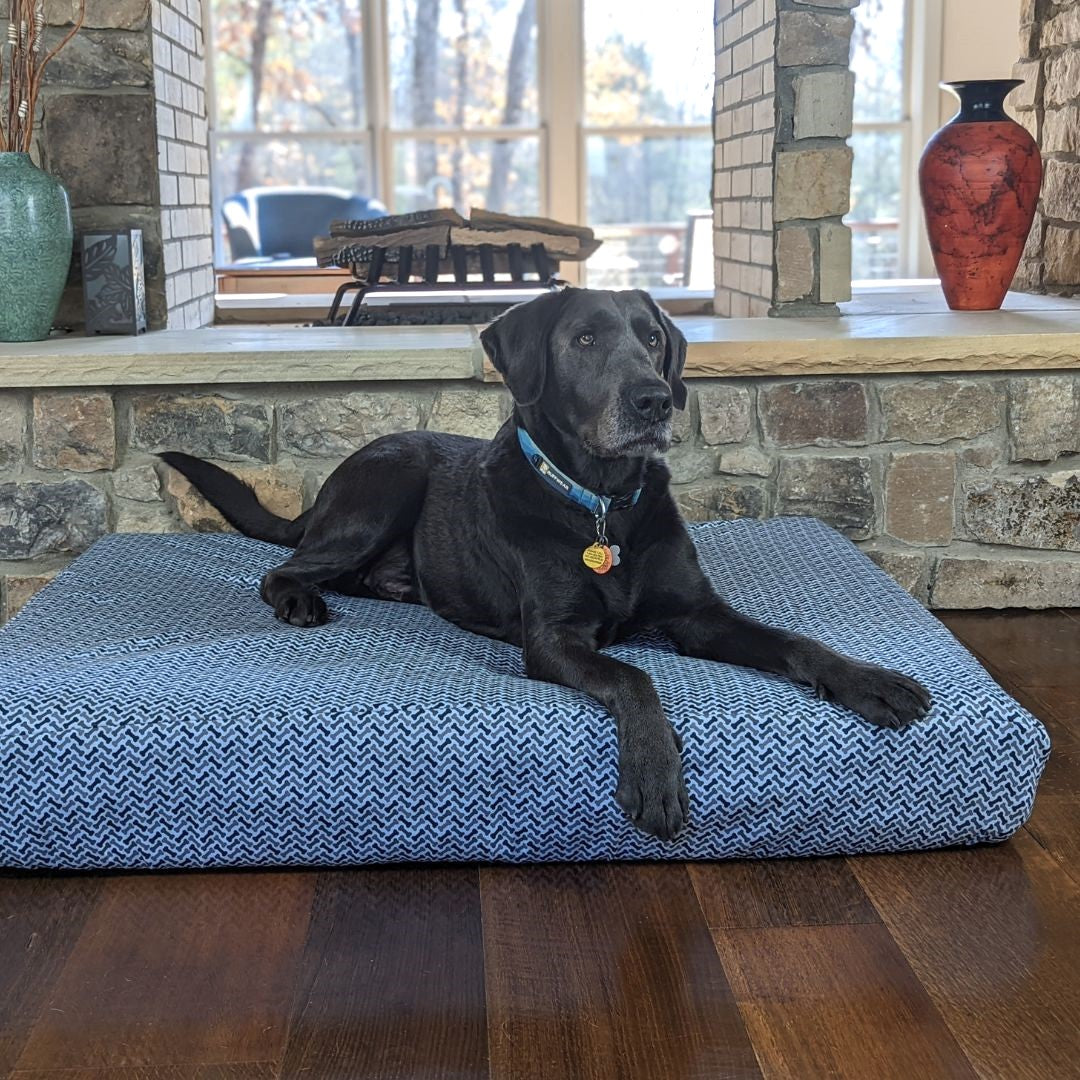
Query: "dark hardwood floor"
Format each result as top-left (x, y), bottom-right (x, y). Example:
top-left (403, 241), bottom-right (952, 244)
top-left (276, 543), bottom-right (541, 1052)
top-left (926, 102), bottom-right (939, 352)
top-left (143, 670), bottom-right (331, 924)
top-left (2, 610), bottom-right (1078, 1079)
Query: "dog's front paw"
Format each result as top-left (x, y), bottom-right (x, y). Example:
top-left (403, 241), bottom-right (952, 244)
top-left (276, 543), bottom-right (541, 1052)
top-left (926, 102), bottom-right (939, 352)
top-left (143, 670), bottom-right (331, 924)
top-left (615, 727), bottom-right (689, 841)
top-left (274, 589), bottom-right (329, 628)
top-left (818, 660), bottom-right (931, 729)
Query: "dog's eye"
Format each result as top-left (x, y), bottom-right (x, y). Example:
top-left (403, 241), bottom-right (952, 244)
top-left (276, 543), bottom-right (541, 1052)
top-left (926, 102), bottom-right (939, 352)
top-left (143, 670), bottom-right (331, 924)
top-left (577, 332), bottom-right (595, 347)
top-left (647, 331), bottom-right (662, 348)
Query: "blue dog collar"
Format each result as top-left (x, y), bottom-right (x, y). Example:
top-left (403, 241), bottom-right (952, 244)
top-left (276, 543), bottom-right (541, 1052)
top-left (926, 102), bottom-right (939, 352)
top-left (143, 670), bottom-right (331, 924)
top-left (516, 427), bottom-right (641, 516)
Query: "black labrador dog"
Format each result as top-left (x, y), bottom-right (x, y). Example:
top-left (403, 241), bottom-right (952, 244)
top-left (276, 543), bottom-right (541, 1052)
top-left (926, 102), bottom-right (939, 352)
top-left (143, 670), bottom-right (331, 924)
top-left (161, 287), bottom-right (930, 840)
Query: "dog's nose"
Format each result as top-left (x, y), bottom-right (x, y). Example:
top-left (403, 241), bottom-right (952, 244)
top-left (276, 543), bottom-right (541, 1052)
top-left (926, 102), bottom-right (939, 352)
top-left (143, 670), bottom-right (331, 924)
top-left (630, 384), bottom-right (673, 422)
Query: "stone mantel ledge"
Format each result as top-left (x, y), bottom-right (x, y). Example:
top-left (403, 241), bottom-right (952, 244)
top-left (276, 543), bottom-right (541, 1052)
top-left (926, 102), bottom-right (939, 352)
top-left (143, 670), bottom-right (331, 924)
top-left (0, 325), bottom-right (482, 389)
top-left (3, 308), bottom-right (1080, 390)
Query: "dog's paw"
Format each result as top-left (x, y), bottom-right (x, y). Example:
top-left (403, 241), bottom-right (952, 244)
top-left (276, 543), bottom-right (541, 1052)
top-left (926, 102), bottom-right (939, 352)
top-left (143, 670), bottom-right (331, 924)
top-left (274, 590), bottom-right (329, 628)
top-left (615, 728), bottom-right (689, 841)
top-left (818, 661), bottom-right (931, 729)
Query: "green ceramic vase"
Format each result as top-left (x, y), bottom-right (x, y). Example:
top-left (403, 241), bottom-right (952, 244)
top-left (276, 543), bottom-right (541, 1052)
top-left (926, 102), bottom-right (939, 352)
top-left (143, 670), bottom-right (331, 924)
top-left (0, 152), bottom-right (74, 342)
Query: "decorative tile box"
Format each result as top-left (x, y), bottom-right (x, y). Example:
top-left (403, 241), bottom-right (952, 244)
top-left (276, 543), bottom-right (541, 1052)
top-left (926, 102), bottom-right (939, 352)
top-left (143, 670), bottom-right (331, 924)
top-left (81, 229), bottom-right (148, 335)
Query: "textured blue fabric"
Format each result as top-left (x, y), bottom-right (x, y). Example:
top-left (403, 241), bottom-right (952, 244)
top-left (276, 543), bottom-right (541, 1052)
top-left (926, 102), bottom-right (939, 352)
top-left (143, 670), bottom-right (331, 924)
top-left (0, 517), bottom-right (1048, 870)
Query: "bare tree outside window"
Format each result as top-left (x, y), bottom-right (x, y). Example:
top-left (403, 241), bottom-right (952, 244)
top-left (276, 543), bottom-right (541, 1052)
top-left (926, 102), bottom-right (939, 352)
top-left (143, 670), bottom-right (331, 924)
top-left (409, 0), bottom-right (441, 191)
top-left (213, 0), bottom-right (368, 192)
top-left (489, 0), bottom-right (535, 209)
top-left (388, 0), bottom-right (539, 213)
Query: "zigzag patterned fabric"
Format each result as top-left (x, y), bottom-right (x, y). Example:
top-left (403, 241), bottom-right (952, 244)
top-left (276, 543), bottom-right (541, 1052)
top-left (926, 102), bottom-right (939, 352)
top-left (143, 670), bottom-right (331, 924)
top-left (0, 517), bottom-right (1049, 870)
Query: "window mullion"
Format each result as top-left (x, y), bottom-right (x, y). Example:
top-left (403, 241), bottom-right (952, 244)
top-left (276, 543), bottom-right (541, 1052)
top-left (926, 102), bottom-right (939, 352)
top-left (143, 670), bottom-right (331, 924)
top-left (539, 0), bottom-right (585, 283)
top-left (364, 0), bottom-right (393, 211)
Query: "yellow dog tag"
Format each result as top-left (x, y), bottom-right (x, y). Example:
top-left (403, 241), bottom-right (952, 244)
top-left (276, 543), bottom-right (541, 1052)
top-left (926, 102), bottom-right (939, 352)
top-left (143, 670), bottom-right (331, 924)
top-left (582, 543), bottom-right (609, 572)
top-left (582, 543), bottom-right (621, 574)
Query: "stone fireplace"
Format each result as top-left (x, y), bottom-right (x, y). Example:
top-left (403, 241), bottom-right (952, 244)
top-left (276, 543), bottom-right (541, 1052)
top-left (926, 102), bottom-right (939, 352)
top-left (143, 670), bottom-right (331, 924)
top-left (4, 0), bottom-right (1080, 622)
top-left (47, 0), bottom-right (859, 327)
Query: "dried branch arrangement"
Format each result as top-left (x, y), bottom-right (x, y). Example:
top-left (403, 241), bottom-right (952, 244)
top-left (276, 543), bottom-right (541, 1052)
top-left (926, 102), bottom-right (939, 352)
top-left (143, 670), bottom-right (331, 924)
top-left (1, 0), bottom-right (85, 152)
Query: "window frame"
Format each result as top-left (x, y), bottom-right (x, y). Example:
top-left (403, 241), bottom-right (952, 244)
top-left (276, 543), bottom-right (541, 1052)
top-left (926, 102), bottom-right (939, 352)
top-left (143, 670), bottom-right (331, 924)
top-left (204, 0), bottom-right (715, 285)
top-left (908, 0), bottom-right (944, 279)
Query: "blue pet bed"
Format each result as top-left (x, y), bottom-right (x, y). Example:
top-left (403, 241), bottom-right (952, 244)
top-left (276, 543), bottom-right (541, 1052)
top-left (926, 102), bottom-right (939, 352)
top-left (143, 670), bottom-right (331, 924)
top-left (0, 517), bottom-right (1048, 870)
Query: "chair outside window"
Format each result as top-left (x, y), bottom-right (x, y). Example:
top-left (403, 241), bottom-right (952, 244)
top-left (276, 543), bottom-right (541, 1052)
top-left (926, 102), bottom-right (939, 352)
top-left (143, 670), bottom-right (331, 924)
top-left (221, 186), bottom-right (387, 265)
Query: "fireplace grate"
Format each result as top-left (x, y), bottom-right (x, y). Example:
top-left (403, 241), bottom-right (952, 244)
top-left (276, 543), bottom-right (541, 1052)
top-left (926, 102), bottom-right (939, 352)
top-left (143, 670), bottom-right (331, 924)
top-left (312, 209), bottom-right (599, 326)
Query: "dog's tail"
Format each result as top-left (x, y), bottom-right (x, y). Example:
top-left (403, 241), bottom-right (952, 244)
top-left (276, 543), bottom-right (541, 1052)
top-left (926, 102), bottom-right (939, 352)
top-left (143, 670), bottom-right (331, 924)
top-left (158, 451), bottom-right (309, 547)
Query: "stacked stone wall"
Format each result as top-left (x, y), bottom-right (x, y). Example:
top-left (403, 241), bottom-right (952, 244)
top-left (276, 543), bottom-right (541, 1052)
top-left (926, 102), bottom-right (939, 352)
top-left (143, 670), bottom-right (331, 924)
top-left (1014, 0), bottom-right (1080, 294)
top-left (35, 0), bottom-right (167, 328)
top-left (3, 372), bottom-right (1079, 622)
top-left (770, 0), bottom-right (855, 314)
top-left (29, 0), bottom-right (214, 331)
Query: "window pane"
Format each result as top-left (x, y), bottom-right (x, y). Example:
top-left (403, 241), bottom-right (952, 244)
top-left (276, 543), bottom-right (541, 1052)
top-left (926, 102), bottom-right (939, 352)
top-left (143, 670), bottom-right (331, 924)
top-left (388, 0), bottom-right (538, 130)
top-left (211, 0), bottom-right (366, 132)
top-left (585, 134), bottom-right (712, 288)
top-left (215, 136), bottom-right (371, 194)
top-left (585, 0), bottom-right (714, 126)
top-left (392, 136), bottom-right (540, 216)
top-left (851, 224), bottom-right (901, 281)
top-left (848, 129), bottom-right (902, 279)
top-left (851, 0), bottom-right (905, 123)
top-left (214, 137), bottom-right (373, 263)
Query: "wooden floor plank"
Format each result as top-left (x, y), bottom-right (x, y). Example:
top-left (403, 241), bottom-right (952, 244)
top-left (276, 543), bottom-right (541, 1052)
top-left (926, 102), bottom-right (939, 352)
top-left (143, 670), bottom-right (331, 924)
top-left (9, 1065), bottom-right (276, 1079)
top-left (688, 857), bottom-right (879, 930)
top-left (278, 866), bottom-right (487, 1080)
top-left (1018, 687), bottom-right (1080, 882)
top-left (1025, 795), bottom-right (1080, 886)
top-left (13, 872), bottom-right (315, 1072)
top-left (1024, 689), bottom-right (1080, 799)
top-left (0, 875), bottom-right (106, 1073)
top-left (938, 610), bottom-right (1080, 691)
top-left (481, 863), bottom-right (761, 1080)
top-left (851, 830), bottom-right (1080, 1079)
top-left (713, 923), bottom-right (977, 1079)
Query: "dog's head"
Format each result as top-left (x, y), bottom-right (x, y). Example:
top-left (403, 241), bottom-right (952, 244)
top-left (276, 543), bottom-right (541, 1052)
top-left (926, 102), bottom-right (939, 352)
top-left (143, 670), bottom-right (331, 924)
top-left (480, 287), bottom-right (688, 458)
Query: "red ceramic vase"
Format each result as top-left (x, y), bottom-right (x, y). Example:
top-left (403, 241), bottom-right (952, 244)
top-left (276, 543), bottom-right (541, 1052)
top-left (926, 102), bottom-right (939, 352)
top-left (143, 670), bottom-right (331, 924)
top-left (919, 80), bottom-right (1042, 311)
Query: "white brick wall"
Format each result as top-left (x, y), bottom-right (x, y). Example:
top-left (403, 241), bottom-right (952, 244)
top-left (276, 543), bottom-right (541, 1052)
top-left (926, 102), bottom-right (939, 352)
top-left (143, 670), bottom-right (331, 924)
top-left (152, 0), bottom-right (215, 330)
top-left (714, 0), bottom-right (855, 316)
top-left (713, 0), bottom-right (777, 317)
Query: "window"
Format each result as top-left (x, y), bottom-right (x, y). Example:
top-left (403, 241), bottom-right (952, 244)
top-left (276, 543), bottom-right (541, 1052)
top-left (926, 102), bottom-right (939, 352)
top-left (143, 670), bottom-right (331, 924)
top-left (582, 1), bottom-right (714, 289)
top-left (848, 0), bottom-right (909, 280)
top-left (209, 1), bottom-right (373, 221)
top-left (846, 0), bottom-right (942, 282)
top-left (206, 0), bottom-right (715, 288)
top-left (386, 1), bottom-right (541, 217)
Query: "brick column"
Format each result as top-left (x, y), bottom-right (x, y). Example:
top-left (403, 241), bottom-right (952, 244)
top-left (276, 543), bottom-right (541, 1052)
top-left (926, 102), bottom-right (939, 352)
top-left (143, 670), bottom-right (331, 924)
top-left (713, 0), bottom-right (778, 317)
top-left (1012, 0), bottom-right (1080, 295)
top-left (151, 0), bottom-right (216, 328)
top-left (714, 0), bottom-right (858, 317)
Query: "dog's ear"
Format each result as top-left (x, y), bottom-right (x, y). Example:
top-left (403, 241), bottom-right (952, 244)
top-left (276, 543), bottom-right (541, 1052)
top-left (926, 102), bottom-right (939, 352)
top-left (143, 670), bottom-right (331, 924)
top-left (480, 290), bottom-right (568, 407)
top-left (637, 291), bottom-right (688, 411)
